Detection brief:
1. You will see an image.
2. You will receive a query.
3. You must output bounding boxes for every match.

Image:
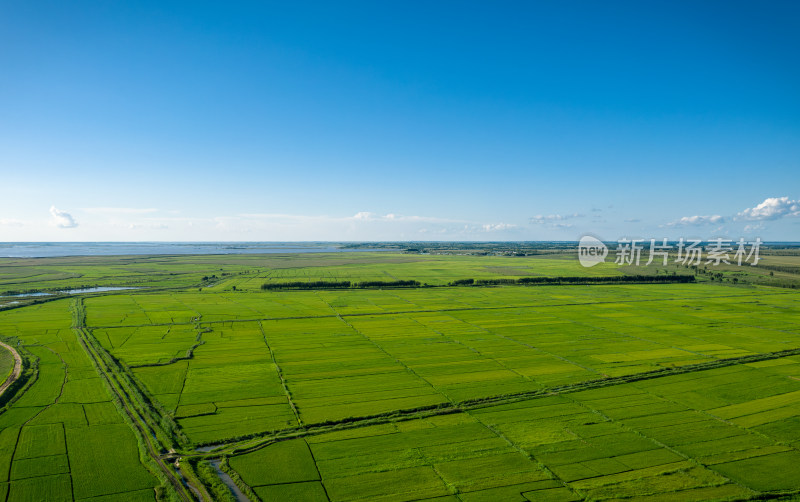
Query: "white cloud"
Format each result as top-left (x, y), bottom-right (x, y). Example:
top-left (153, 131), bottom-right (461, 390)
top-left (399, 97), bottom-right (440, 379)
top-left (0, 219), bottom-right (25, 227)
top-left (530, 213), bottom-right (583, 224)
top-left (666, 215), bottom-right (724, 227)
top-left (49, 206), bottom-right (78, 228)
top-left (82, 207), bottom-right (158, 214)
top-left (239, 212), bottom-right (518, 238)
top-left (482, 223), bottom-right (517, 231)
top-left (239, 212), bottom-right (463, 225)
top-left (350, 212), bottom-right (463, 224)
top-left (238, 213), bottom-right (317, 221)
top-left (10, 208), bottom-right (524, 240)
top-left (737, 196), bottom-right (800, 221)
top-left (129, 223), bottom-right (168, 230)
top-left (379, 214), bottom-right (460, 224)
top-left (529, 213), bottom-right (582, 230)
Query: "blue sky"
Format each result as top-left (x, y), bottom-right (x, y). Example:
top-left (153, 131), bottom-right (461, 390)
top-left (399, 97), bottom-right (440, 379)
top-left (1, 1), bottom-right (798, 241)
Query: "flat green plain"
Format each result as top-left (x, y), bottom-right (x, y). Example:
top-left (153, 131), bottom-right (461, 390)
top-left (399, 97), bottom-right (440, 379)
top-left (1, 250), bottom-right (800, 501)
top-left (0, 346), bottom-right (13, 384)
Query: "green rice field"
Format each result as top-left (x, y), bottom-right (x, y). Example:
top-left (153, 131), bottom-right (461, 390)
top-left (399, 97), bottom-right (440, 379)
top-left (0, 347), bottom-right (13, 385)
top-left (1, 250), bottom-right (800, 501)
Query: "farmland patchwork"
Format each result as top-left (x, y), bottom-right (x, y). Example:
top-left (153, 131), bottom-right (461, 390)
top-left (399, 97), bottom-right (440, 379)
top-left (1, 253), bottom-right (799, 500)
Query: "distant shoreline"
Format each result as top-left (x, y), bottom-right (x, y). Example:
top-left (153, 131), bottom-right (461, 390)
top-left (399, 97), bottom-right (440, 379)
top-left (0, 242), bottom-right (385, 258)
top-left (1, 241), bottom-right (798, 259)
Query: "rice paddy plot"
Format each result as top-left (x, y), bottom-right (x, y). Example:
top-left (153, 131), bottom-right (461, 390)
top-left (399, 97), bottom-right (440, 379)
top-left (2, 252), bottom-right (800, 501)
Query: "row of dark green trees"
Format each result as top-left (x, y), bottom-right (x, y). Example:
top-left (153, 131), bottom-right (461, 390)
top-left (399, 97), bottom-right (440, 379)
top-left (467, 275), bottom-right (695, 286)
top-left (260, 275), bottom-right (694, 290)
top-left (261, 280), bottom-right (421, 290)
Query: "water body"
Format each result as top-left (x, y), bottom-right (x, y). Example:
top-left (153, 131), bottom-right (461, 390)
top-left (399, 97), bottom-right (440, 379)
top-left (63, 286), bottom-right (140, 294)
top-left (0, 242), bottom-right (382, 258)
top-left (3, 287), bottom-right (139, 298)
top-left (209, 459), bottom-right (250, 502)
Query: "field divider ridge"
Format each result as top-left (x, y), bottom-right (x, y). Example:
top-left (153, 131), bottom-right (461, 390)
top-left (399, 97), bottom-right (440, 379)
top-left (257, 320), bottom-right (303, 427)
top-left (315, 292), bottom-right (455, 405)
top-left (69, 298), bottom-right (205, 502)
top-left (185, 346), bottom-right (800, 460)
top-left (88, 289), bottom-right (792, 331)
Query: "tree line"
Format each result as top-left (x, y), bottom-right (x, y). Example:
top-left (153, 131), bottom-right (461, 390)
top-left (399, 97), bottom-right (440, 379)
top-left (259, 275), bottom-right (694, 291)
top-left (470, 275), bottom-right (695, 286)
top-left (260, 280), bottom-right (420, 290)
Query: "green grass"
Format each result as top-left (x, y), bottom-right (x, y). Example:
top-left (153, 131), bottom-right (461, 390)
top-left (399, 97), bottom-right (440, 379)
top-left (66, 424), bottom-right (159, 500)
top-left (710, 451), bottom-right (800, 492)
top-left (11, 454), bottom-right (70, 480)
top-left (0, 344), bottom-right (13, 383)
top-left (6, 473), bottom-right (72, 502)
top-left (0, 251), bottom-right (627, 296)
top-left (14, 423), bottom-right (66, 459)
top-left (253, 481), bottom-right (329, 502)
top-left (2, 252), bottom-right (800, 500)
top-left (229, 439), bottom-right (320, 486)
top-left (0, 427), bottom-right (19, 483)
top-left (0, 300), bottom-right (162, 501)
top-left (83, 401), bottom-right (124, 425)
